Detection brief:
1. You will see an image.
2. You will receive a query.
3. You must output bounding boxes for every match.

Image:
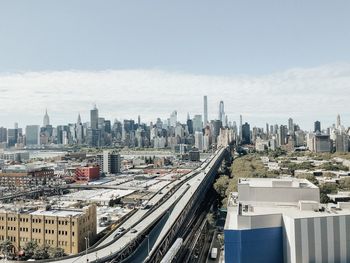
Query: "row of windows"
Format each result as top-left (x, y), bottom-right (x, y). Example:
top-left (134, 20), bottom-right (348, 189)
top-left (58, 220), bottom-right (69, 225)
top-left (0, 227), bottom-right (75, 236)
top-left (45, 240), bottom-right (54, 245)
top-left (32, 238), bottom-right (41, 244)
top-left (58, 241), bottom-right (68, 246)
top-left (58, 230), bottom-right (71, 236)
top-left (20, 237), bottom-right (29, 242)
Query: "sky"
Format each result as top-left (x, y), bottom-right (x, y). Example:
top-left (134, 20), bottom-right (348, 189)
top-left (0, 0), bottom-right (350, 129)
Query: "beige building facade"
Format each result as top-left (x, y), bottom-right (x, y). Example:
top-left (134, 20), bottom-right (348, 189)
top-left (0, 204), bottom-right (96, 255)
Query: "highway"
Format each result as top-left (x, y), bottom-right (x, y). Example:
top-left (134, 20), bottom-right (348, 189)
top-left (33, 147), bottom-right (228, 263)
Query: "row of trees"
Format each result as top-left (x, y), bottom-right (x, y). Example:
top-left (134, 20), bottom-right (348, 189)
top-left (0, 239), bottom-right (65, 260)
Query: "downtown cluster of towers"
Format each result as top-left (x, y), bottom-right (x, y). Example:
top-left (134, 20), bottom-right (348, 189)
top-left (0, 96), bottom-right (347, 153)
top-left (0, 96), bottom-right (236, 151)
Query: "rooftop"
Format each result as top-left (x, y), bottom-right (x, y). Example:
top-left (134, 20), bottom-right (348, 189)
top-left (30, 209), bottom-right (83, 217)
top-left (238, 177), bottom-right (318, 189)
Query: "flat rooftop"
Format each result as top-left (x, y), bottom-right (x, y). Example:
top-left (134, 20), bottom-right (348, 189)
top-left (30, 209), bottom-right (83, 217)
top-left (239, 177), bottom-right (318, 189)
top-left (225, 201), bottom-right (350, 230)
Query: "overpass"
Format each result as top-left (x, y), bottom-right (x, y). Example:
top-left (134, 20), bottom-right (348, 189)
top-left (32, 146), bottom-right (231, 263)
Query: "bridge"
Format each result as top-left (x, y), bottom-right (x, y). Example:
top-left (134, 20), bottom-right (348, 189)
top-left (32, 146), bottom-right (231, 263)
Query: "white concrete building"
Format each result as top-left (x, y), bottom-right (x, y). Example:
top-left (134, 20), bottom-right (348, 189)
top-left (225, 177), bottom-right (350, 263)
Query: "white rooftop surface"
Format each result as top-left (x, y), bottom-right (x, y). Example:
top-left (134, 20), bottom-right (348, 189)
top-left (61, 189), bottom-right (135, 202)
top-left (226, 201), bottom-right (350, 231)
top-left (30, 209), bottom-right (83, 217)
top-left (118, 179), bottom-right (159, 189)
top-left (103, 178), bottom-right (133, 186)
top-left (239, 177), bottom-right (318, 189)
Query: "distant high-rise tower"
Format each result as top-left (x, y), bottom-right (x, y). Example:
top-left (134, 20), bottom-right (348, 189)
top-left (170, 111), bottom-right (177, 127)
top-left (187, 113), bottom-right (193, 134)
top-left (266, 123), bottom-right (269, 137)
top-left (239, 115), bottom-right (243, 142)
top-left (203, 95), bottom-right (208, 125)
top-left (77, 113), bottom-right (82, 124)
top-left (218, 101), bottom-right (225, 123)
top-left (25, 125), bottom-right (40, 145)
top-left (314, 121), bottom-right (321, 133)
top-left (43, 109), bottom-right (50, 127)
top-left (288, 118), bottom-right (294, 135)
top-left (193, 115), bottom-right (203, 132)
top-left (242, 122), bottom-right (251, 144)
top-left (76, 113), bottom-right (84, 145)
top-left (90, 105), bottom-right (99, 129)
top-left (337, 114), bottom-right (341, 129)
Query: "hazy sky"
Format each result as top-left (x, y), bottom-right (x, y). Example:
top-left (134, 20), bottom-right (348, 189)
top-left (0, 1), bottom-right (349, 129)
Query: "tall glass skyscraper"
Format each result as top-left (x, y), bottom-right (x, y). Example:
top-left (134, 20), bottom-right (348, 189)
top-left (203, 95), bottom-right (208, 126)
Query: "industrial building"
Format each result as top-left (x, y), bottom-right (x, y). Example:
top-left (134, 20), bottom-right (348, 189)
top-left (0, 204), bottom-right (96, 255)
top-left (224, 177), bottom-right (350, 263)
top-left (0, 165), bottom-right (58, 188)
top-left (75, 166), bottom-right (100, 182)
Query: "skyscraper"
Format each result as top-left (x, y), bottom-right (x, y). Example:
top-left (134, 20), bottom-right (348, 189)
top-left (187, 113), bottom-right (193, 135)
top-left (239, 115), bottom-right (243, 142)
top-left (194, 131), bottom-right (204, 151)
top-left (170, 111), bottom-right (177, 127)
top-left (288, 118), bottom-right (294, 135)
top-left (25, 125), bottom-right (40, 145)
top-left (266, 123), bottom-right (269, 137)
top-left (314, 121), bottom-right (321, 133)
top-left (193, 115), bottom-right (203, 132)
top-left (7, 128), bottom-right (18, 147)
top-left (43, 109), bottom-right (50, 127)
top-left (337, 114), bottom-right (341, 129)
top-left (278, 125), bottom-right (287, 146)
top-left (90, 105), bottom-right (99, 130)
top-left (0, 127), bottom-right (7, 143)
top-left (218, 101), bottom-right (225, 123)
top-left (242, 122), bottom-right (251, 144)
top-left (203, 95), bottom-right (208, 126)
top-left (76, 113), bottom-right (84, 144)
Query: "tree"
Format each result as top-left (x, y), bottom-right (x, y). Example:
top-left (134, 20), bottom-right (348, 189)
top-left (49, 247), bottom-right (66, 258)
top-left (33, 244), bottom-right (50, 260)
top-left (206, 213), bottom-right (215, 226)
top-left (296, 173), bottom-right (319, 185)
top-left (213, 175), bottom-right (229, 199)
top-left (319, 183), bottom-right (338, 204)
top-left (0, 239), bottom-right (13, 258)
top-left (23, 240), bottom-right (38, 259)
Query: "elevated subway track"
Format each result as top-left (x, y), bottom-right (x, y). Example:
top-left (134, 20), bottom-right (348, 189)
top-left (30, 146), bottom-right (230, 263)
top-left (144, 147), bottom-right (229, 263)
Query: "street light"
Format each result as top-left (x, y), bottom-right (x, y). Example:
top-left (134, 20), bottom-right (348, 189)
top-left (145, 235), bottom-right (150, 256)
top-left (85, 235), bottom-right (90, 263)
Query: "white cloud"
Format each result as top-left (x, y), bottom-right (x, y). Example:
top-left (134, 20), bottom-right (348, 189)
top-left (0, 63), bottom-right (349, 129)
